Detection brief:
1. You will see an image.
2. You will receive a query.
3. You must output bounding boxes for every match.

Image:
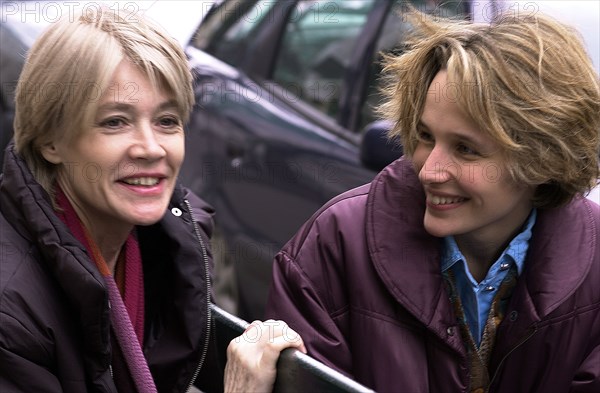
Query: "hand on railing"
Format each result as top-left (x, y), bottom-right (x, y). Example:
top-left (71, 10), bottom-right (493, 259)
top-left (224, 319), bottom-right (306, 393)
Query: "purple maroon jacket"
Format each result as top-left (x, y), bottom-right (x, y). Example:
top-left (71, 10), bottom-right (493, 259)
top-left (266, 157), bottom-right (600, 392)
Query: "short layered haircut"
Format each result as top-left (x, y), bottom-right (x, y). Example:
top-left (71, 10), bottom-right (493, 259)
top-left (14, 7), bottom-right (194, 194)
top-left (379, 11), bottom-right (600, 208)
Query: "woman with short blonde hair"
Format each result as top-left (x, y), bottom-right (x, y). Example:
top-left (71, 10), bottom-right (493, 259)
top-left (1, 7), bottom-right (304, 392)
top-left (380, 12), bottom-right (599, 208)
top-left (14, 6), bottom-right (194, 194)
top-left (266, 10), bottom-right (600, 392)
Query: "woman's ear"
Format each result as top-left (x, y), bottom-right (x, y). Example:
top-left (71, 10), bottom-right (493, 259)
top-left (40, 143), bottom-right (63, 164)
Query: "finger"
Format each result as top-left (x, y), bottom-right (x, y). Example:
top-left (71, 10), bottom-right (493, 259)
top-left (273, 324), bottom-right (306, 353)
top-left (259, 320), bottom-right (307, 353)
top-left (258, 334), bottom-right (305, 366)
top-left (244, 320), bottom-right (262, 332)
top-left (242, 320), bottom-right (287, 345)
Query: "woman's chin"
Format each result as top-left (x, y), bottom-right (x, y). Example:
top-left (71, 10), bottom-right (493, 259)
top-left (423, 218), bottom-right (455, 239)
top-left (124, 210), bottom-right (169, 227)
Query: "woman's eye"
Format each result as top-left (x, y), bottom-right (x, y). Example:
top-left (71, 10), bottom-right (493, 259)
top-left (100, 117), bottom-right (127, 129)
top-left (417, 130), bottom-right (434, 143)
top-left (457, 144), bottom-right (479, 156)
top-left (158, 116), bottom-right (181, 128)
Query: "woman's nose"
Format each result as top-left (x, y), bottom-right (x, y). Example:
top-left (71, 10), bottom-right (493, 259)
top-left (418, 146), bottom-right (458, 184)
top-left (129, 123), bottom-right (166, 160)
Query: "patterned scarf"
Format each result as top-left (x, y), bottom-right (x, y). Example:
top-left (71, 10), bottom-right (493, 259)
top-left (55, 186), bottom-right (157, 393)
top-left (443, 266), bottom-right (518, 393)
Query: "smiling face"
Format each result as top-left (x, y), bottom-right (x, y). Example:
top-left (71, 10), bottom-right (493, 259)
top-left (42, 60), bottom-right (185, 235)
top-left (412, 71), bottom-right (535, 250)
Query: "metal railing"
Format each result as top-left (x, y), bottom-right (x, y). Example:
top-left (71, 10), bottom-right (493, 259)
top-left (211, 304), bottom-right (375, 393)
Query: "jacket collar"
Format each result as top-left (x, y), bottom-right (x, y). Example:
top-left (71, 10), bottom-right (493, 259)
top-left (1, 143), bottom-right (113, 366)
top-left (366, 157), bottom-right (599, 339)
top-left (518, 196), bottom-right (599, 319)
top-left (366, 157), bottom-right (454, 344)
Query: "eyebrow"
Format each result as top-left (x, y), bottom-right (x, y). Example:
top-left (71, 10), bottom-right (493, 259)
top-left (158, 100), bottom-right (180, 112)
top-left (96, 99), bottom-right (181, 113)
top-left (417, 120), bottom-right (487, 147)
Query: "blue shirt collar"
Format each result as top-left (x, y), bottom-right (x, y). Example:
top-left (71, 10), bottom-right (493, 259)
top-left (441, 209), bottom-right (537, 275)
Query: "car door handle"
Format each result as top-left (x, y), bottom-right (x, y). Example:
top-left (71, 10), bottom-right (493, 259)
top-left (226, 143), bottom-right (245, 168)
top-left (226, 143), bottom-right (245, 158)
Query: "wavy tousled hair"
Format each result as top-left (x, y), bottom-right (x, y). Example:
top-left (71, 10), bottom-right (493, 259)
top-left (14, 7), bottom-right (194, 194)
top-left (379, 11), bottom-right (600, 208)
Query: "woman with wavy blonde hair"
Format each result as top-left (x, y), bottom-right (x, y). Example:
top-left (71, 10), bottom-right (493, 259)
top-left (266, 9), bottom-right (600, 392)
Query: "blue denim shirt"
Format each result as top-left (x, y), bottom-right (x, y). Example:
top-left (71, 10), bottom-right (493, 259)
top-left (441, 209), bottom-right (537, 345)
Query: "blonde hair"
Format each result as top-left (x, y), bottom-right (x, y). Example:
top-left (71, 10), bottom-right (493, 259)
top-left (379, 11), bottom-right (600, 208)
top-left (14, 7), bottom-right (194, 194)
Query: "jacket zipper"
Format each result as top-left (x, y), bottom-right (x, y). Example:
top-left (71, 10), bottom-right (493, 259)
top-left (488, 325), bottom-right (538, 389)
top-left (184, 199), bottom-right (213, 392)
top-left (108, 300), bottom-right (114, 380)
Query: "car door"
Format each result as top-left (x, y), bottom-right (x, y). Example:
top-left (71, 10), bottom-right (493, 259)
top-left (183, 0), bottom-right (471, 319)
top-left (183, 0), bottom-right (384, 319)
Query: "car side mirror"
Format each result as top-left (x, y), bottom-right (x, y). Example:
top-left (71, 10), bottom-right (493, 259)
top-left (360, 120), bottom-right (403, 172)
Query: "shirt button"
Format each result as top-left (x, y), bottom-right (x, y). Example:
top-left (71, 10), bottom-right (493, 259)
top-left (171, 207), bottom-right (182, 217)
top-left (484, 286), bottom-right (495, 291)
top-left (500, 262), bottom-right (510, 270)
top-left (447, 326), bottom-right (455, 336)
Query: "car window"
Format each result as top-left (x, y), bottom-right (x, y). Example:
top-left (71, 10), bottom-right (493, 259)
top-left (0, 23), bottom-right (33, 110)
top-left (359, 0), bottom-right (471, 130)
top-left (196, 0), bottom-right (278, 68)
top-left (272, 0), bottom-right (377, 119)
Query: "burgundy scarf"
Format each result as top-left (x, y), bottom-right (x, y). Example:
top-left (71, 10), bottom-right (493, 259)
top-left (55, 186), bottom-right (157, 393)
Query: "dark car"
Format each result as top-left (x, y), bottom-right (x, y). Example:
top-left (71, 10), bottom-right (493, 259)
top-left (181, 0), bottom-right (473, 320)
top-left (0, 6), bottom-right (48, 166)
